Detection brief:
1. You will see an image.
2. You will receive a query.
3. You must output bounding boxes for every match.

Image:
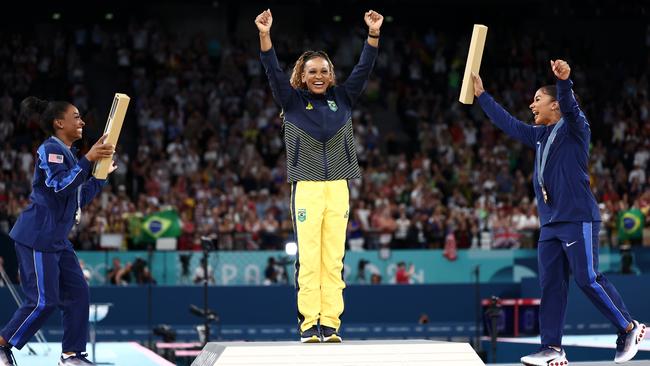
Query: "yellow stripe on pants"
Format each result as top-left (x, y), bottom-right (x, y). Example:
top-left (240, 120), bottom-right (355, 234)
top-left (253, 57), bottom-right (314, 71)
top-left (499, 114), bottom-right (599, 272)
top-left (292, 180), bottom-right (348, 332)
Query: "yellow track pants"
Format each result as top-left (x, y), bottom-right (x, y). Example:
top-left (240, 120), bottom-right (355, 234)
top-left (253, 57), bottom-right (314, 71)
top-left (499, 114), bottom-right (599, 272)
top-left (291, 180), bottom-right (349, 332)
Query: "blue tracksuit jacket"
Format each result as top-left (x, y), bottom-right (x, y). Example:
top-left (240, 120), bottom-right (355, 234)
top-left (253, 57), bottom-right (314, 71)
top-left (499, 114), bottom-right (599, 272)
top-left (9, 136), bottom-right (106, 251)
top-left (477, 78), bottom-right (600, 226)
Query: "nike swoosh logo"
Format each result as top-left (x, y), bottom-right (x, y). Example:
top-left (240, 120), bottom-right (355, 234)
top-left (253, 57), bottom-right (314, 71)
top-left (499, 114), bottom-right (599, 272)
top-left (566, 241), bottom-right (577, 247)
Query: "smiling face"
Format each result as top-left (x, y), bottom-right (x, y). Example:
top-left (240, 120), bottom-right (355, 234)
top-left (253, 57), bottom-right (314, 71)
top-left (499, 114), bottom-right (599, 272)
top-left (302, 57), bottom-right (333, 94)
top-left (54, 105), bottom-right (85, 144)
top-left (529, 87), bottom-right (560, 125)
top-left (290, 51), bottom-right (337, 93)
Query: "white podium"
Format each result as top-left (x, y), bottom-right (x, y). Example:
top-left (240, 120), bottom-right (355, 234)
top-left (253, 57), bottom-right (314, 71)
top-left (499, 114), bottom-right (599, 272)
top-left (191, 340), bottom-right (486, 366)
top-left (89, 303), bottom-right (113, 365)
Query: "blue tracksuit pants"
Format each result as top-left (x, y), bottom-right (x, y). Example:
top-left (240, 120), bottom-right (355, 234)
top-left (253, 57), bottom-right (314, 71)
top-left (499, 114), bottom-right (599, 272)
top-left (538, 221), bottom-right (632, 346)
top-left (1, 242), bottom-right (89, 352)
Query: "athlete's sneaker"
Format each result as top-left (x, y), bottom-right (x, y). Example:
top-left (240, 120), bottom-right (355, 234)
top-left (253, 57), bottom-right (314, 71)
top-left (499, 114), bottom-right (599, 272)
top-left (300, 326), bottom-right (321, 343)
top-left (0, 345), bottom-right (16, 366)
top-left (520, 346), bottom-right (568, 366)
top-left (615, 320), bottom-right (646, 363)
top-left (58, 352), bottom-right (94, 365)
top-left (321, 325), bottom-right (342, 343)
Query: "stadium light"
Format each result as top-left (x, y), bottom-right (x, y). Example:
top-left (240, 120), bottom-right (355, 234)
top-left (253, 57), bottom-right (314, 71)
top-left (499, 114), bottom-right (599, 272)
top-left (285, 241), bottom-right (298, 256)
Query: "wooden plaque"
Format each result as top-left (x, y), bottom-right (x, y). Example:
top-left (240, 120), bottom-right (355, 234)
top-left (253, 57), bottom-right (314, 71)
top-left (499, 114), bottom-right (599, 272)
top-left (92, 93), bottom-right (130, 179)
top-left (459, 24), bottom-right (488, 104)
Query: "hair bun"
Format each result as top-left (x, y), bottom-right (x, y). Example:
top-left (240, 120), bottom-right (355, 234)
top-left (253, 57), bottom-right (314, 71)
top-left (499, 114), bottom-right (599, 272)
top-left (18, 96), bottom-right (49, 124)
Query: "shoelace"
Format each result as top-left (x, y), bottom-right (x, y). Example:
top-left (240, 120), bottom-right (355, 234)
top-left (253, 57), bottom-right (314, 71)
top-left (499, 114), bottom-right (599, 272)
top-left (74, 352), bottom-right (92, 363)
top-left (532, 345), bottom-right (563, 357)
top-left (1, 347), bottom-right (17, 366)
top-left (538, 345), bottom-right (557, 353)
top-left (616, 331), bottom-right (627, 351)
top-left (63, 352), bottom-right (91, 364)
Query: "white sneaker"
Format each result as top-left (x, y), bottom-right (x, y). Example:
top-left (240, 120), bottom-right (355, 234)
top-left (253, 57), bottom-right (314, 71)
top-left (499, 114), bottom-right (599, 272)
top-left (58, 352), bottom-right (95, 365)
top-left (520, 346), bottom-right (568, 366)
top-left (614, 320), bottom-right (646, 363)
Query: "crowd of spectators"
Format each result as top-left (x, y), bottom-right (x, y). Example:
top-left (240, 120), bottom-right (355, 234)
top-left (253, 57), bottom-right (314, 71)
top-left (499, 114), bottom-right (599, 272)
top-left (0, 3), bottom-right (648, 253)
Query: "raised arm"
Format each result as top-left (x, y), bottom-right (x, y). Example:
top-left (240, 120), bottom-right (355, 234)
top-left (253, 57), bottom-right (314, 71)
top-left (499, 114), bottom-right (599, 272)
top-left (343, 10), bottom-right (383, 105)
top-left (472, 73), bottom-right (537, 148)
top-left (551, 59), bottom-right (589, 135)
top-left (365, 10), bottom-right (382, 48)
top-left (256, 9), bottom-right (293, 108)
top-left (255, 9), bottom-right (273, 52)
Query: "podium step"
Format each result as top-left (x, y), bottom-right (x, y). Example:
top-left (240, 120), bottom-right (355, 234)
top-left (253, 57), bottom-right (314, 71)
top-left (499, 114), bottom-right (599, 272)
top-left (191, 340), bottom-right (485, 366)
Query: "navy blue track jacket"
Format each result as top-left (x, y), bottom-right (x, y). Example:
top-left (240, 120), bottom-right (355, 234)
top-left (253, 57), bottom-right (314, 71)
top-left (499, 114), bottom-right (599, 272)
top-left (477, 78), bottom-right (600, 226)
top-left (9, 137), bottom-right (107, 251)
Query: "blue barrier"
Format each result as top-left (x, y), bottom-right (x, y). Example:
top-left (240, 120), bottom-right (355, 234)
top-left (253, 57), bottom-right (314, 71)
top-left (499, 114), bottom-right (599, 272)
top-left (0, 283), bottom-right (515, 342)
top-left (2, 278), bottom-right (648, 342)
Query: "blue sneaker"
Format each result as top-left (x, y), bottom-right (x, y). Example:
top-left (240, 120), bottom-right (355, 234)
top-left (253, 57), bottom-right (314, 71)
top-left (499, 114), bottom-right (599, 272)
top-left (615, 320), bottom-right (646, 363)
top-left (321, 325), bottom-right (342, 343)
top-left (0, 345), bottom-right (16, 366)
top-left (58, 352), bottom-right (94, 365)
top-left (300, 326), bottom-right (321, 343)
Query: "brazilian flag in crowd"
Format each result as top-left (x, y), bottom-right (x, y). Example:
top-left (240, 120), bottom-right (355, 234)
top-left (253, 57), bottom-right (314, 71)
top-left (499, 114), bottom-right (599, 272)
top-left (617, 208), bottom-right (644, 242)
top-left (128, 210), bottom-right (182, 244)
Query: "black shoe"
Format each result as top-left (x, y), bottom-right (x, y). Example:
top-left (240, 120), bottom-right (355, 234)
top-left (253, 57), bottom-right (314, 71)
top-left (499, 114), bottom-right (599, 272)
top-left (0, 345), bottom-right (16, 366)
top-left (300, 326), bottom-right (321, 343)
top-left (321, 325), bottom-right (342, 343)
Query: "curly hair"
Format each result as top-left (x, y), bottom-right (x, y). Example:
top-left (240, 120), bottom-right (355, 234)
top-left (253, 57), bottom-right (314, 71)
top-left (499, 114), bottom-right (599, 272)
top-left (289, 50), bottom-right (336, 90)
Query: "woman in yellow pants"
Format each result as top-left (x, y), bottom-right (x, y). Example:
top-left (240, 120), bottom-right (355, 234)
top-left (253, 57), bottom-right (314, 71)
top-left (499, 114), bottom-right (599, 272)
top-left (256, 8), bottom-right (383, 342)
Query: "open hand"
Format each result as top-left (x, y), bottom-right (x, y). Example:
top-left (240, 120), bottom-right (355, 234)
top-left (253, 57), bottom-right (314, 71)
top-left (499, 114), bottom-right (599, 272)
top-left (85, 134), bottom-right (115, 162)
top-left (108, 160), bottom-right (118, 174)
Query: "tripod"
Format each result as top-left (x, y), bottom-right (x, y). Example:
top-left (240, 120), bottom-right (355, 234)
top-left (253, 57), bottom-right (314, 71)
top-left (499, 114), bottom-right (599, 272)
top-left (0, 264), bottom-right (50, 355)
top-left (485, 296), bottom-right (502, 364)
top-left (89, 303), bottom-right (113, 365)
top-left (472, 265), bottom-right (487, 361)
top-left (190, 236), bottom-right (220, 346)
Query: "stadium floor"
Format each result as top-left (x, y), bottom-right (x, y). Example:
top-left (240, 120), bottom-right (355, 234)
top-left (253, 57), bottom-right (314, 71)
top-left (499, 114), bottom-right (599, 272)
top-left (13, 342), bottom-right (174, 366)
top-left (12, 335), bottom-right (649, 365)
top-left (493, 334), bottom-right (650, 365)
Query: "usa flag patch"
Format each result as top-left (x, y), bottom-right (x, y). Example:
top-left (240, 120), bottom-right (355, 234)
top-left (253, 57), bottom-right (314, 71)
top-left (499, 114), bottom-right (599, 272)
top-left (48, 153), bottom-right (64, 163)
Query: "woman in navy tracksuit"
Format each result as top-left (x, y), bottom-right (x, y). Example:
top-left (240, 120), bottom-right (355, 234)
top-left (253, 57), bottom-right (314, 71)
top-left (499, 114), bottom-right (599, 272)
top-left (0, 97), bottom-right (116, 366)
top-left (472, 61), bottom-right (645, 365)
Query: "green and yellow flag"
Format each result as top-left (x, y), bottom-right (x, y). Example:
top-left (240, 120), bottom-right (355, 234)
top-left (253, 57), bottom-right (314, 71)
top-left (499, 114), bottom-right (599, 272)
top-left (617, 208), bottom-right (644, 242)
top-left (129, 210), bottom-right (182, 244)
